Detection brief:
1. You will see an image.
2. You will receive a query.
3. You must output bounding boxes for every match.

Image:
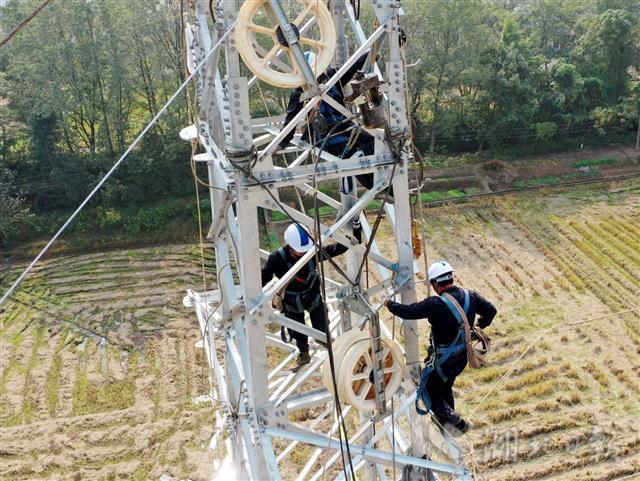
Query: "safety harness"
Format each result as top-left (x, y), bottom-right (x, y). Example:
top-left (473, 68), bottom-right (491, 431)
top-left (319, 84), bottom-right (346, 126)
top-left (304, 83), bottom-right (350, 148)
top-left (277, 247), bottom-right (321, 314)
top-left (415, 289), bottom-right (473, 415)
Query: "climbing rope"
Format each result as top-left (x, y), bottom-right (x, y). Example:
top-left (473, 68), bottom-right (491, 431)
top-left (610, 473), bottom-right (640, 481)
top-left (309, 125), bottom-right (357, 481)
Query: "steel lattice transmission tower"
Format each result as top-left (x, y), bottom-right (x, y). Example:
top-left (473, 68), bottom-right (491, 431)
top-left (181, 1), bottom-right (474, 479)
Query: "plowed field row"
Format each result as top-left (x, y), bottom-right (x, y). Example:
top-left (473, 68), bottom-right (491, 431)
top-left (409, 180), bottom-right (639, 480)
top-left (0, 244), bottom-right (218, 480)
top-left (1, 181), bottom-right (638, 480)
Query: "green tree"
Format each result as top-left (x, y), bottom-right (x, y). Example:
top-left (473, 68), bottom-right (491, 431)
top-left (0, 0), bottom-right (189, 214)
top-left (477, 17), bottom-right (537, 149)
top-left (403, 0), bottom-right (493, 154)
top-left (519, 0), bottom-right (583, 57)
top-left (574, 8), bottom-right (637, 104)
top-left (0, 167), bottom-right (33, 248)
top-left (622, 66), bottom-right (640, 149)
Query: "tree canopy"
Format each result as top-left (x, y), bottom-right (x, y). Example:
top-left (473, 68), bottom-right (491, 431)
top-left (0, 0), bottom-right (639, 248)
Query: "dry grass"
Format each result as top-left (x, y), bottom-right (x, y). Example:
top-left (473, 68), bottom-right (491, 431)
top-left (2, 181), bottom-right (639, 481)
top-left (431, 182), bottom-right (640, 480)
top-left (487, 406), bottom-right (531, 423)
top-left (0, 244), bottom-right (216, 480)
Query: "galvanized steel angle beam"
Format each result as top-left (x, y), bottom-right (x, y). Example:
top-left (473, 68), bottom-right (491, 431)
top-left (254, 180), bottom-right (385, 313)
top-left (259, 23), bottom-right (388, 161)
top-left (180, 0), bottom-right (473, 479)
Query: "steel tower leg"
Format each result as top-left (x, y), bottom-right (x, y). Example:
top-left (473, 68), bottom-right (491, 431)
top-left (182, 1), bottom-right (475, 479)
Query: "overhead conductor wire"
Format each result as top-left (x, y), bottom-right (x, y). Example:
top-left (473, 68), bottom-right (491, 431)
top-left (310, 124), bottom-right (356, 481)
top-left (310, 32), bottom-right (355, 479)
top-left (0, 20), bottom-right (237, 308)
top-left (0, 0), bottom-right (56, 49)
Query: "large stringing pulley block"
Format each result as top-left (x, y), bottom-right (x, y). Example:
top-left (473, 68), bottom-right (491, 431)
top-left (322, 330), bottom-right (405, 411)
top-left (234, 0), bottom-right (337, 88)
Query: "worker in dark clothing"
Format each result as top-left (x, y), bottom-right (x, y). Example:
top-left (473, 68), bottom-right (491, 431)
top-left (383, 260), bottom-right (497, 436)
top-left (262, 219), bottom-right (362, 371)
top-left (278, 52), bottom-right (385, 199)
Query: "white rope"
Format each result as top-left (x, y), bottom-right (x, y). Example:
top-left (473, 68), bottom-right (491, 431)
top-left (0, 20), bottom-right (237, 307)
top-left (469, 307), bottom-right (640, 416)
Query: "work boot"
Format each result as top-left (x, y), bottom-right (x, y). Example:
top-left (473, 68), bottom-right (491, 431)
top-left (292, 351), bottom-right (311, 373)
top-left (457, 419), bottom-right (472, 434)
top-left (443, 419), bottom-right (472, 438)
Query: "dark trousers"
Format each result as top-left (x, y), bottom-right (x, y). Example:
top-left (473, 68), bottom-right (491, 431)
top-left (326, 130), bottom-right (375, 191)
top-left (427, 352), bottom-right (467, 426)
top-left (284, 300), bottom-right (327, 353)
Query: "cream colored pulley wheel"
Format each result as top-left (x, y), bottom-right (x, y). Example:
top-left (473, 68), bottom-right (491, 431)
top-left (234, 0), bottom-right (337, 89)
top-left (322, 329), bottom-right (368, 394)
top-left (338, 337), bottom-right (405, 411)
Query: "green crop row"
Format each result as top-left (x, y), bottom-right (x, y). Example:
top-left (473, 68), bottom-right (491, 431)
top-left (512, 171), bottom-right (595, 189)
top-left (570, 157), bottom-right (618, 168)
top-left (270, 189), bottom-right (467, 222)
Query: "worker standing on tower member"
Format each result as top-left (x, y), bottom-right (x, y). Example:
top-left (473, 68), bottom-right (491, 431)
top-left (262, 219), bottom-right (362, 372)
top-left (278, 51), bottom-right (393, 203)
top-left (383, 260), bottom-right (497, 436)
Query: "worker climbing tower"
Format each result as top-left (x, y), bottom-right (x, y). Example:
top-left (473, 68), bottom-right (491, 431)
top-left (180, 1), bottom-right (474, 479)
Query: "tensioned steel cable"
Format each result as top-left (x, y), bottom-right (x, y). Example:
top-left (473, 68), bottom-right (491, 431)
top-left (468, 307), bottom-right (640, 417)
top-left (0, 0), bottom-right (55, 49)
top-left (310, 126), bottom-right (357, 481)
top-left (0, 20), bottom-right (237, 307)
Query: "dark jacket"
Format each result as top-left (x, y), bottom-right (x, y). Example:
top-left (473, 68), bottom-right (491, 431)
top-left (261, 226), bottom-right (362, 304)
top-left (386, 286), bottom-right (496, 346)
top-left (280, 54), bottom-right (369, 147)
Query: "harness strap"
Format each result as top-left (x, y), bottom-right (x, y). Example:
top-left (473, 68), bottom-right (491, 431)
top-left (416, 290), bottom-right (466, 415)
top-left (435, 342), bottom-right (466, 356)
top-left (415, 363), bottom-right (434, 415)
top-left (277, 247), bottom-right (321, 314)
top-left (416, 289), bottom-right (484, 416)
top-left (280, 326), bottom-right (291, 343)
top-left (441, 290), bottom-right (481, 369)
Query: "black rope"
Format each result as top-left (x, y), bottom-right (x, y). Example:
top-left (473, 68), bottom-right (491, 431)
top-left (236, 124), bottom-right (359, 480)
top-left (208, 0), bottom-right (216, 22)
top-left (310, 127), bottom-right (357, 481)
top-left (353, 125), bottom-right (401, 285)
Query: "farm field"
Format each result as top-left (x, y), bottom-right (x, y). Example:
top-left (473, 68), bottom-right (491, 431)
top-left (0, 245), bottom-right (219, 480)
top-left (1, 179), bottom-right (639, 480)
top-left (398, 178), bottom-right (640, 480)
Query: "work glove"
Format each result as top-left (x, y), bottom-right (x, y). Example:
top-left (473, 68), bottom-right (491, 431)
top-left (477, 317), bottom-right (489, 329)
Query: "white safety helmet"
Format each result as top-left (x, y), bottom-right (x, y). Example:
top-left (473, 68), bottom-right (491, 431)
top-left (428, 260), bottom-right (454, 283)
top-left (284, 223), bottom-right (314, 253)
top-left (304, 51), bottom-right (316, 68)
